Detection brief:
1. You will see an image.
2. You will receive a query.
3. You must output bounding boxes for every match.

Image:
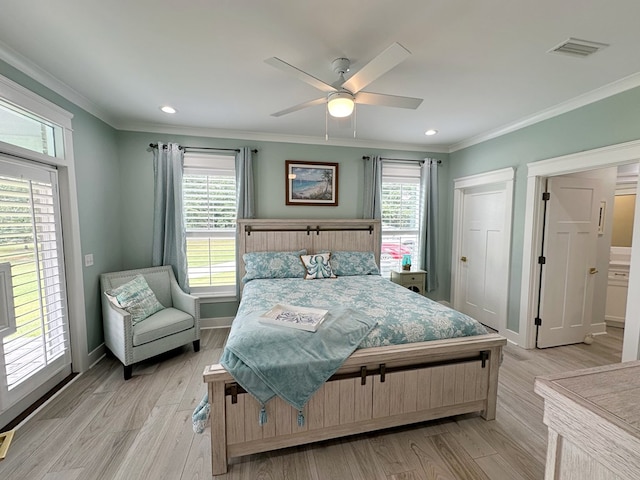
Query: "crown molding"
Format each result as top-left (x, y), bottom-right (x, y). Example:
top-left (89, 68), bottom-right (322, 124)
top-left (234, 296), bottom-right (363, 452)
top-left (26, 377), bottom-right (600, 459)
top-left (0, 40), bottom-right (118, 128)
top-left (449, 71), bottom-right (640, 153)
top-left (119, 121), bottom-right (450, 153)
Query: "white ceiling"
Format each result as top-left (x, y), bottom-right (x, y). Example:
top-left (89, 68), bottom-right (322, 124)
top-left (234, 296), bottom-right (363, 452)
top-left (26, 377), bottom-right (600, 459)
top-left (2, 0), bottom-right (640, 151)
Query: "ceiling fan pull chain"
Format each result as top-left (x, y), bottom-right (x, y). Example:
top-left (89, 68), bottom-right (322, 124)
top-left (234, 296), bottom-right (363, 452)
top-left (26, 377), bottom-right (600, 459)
top-left (353, 103), bottom-right (357, 139)
top-left (325, 107), bottom-right (329, 141)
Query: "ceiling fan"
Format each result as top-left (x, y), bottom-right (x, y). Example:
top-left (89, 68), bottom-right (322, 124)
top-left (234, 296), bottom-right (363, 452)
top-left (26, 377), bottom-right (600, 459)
top-left (265, 42), bottom-right (423, 118)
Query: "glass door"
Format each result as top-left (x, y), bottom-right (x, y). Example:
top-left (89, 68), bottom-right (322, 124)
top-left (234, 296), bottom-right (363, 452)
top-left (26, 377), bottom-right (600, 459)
top-left (0, 154), bottom-right (71, 425)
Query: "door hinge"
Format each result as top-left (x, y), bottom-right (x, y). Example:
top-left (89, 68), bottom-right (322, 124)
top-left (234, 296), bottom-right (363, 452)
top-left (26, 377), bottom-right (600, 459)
top-left (538, 256), bottom-right (546, 265)
top-left (542, 192), bottom-right (550, 201)
top-left (535, 317), bottom-right (542, 326)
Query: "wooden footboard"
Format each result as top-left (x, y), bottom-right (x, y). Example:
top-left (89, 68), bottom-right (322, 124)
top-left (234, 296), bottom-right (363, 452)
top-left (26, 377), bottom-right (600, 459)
top-left (203, 333), bottom-right (506, 475)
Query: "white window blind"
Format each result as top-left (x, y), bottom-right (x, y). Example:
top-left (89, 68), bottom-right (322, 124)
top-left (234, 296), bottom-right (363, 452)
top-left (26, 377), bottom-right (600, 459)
top-left (183, 153), bottom-right (236, 296)
top-left (380, 163), bottom-right (421, 278)
top-left (0, 169), bottom-right (68, 391)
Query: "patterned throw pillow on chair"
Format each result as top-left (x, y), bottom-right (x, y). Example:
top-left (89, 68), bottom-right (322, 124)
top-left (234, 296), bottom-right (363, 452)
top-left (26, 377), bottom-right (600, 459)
top-left (105, 275), bottom-right (165, 324)
top-left (300, 253), bottom-right (336, 279)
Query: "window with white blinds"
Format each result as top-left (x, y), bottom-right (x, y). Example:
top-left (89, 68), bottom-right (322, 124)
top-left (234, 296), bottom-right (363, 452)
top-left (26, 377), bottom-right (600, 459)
top-left (183, 153), bottom-right (237, 296)
top-left (0, 167), bottom-right (69, 391)
top-left (380, 163), bottom-right (421, 278)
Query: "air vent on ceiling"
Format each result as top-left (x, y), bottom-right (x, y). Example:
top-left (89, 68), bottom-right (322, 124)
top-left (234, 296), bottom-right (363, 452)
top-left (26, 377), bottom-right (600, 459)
top-left (548, 37), bottom-right (609, 58)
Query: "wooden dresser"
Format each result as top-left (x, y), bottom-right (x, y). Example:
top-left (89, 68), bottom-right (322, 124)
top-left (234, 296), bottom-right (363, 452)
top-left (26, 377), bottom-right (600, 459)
top-left (534, 361), bottom-right (640, 480)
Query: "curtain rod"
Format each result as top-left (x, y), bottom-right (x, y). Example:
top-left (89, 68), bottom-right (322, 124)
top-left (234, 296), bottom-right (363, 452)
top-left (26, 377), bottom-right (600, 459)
top-left (362, 156), bottom-right (441, 164)
top-left (149, 143), bottom-right (257, 153)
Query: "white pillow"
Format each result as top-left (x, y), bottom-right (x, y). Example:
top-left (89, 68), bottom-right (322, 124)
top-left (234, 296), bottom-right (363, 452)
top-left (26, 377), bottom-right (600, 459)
top-left (300, 253), bottom-right (336, 279)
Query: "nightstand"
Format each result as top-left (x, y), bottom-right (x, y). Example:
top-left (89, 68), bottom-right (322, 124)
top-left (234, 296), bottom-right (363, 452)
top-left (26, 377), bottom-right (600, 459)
top-left (390, 269), bottom-right (426, 295)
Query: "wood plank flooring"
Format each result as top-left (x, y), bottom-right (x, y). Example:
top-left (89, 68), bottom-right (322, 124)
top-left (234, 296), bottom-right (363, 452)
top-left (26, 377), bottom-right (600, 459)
top-left (0, 327), bottom-right (623, 480)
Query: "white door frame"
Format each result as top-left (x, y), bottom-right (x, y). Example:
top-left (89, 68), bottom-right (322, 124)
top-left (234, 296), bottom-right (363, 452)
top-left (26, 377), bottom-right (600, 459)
top-left (0, 74), bottom-right (88, 373)
top-left (519, 139), bottom-right (640, 360)
top-left (452, 167), bottom-right (515, 337)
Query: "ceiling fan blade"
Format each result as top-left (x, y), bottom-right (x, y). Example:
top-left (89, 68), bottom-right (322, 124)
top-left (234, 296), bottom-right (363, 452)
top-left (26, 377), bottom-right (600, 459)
top-left (355, 91), bottom-right (423, 109)
top-left (342, 42), bottom-right (411, 94)
top-left (270, 97), bottom-right (327, 117)
top-left (265, 57), bottom-right (337, 93)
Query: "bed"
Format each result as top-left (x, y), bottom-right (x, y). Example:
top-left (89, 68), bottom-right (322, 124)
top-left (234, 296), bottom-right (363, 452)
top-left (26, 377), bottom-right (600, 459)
top-left (203, 219), bottom-right (506, 475)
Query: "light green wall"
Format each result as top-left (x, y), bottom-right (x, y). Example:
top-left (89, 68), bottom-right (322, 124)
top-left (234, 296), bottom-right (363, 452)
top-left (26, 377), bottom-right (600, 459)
top-left (116, 130), bottom-right (449, 318)
top-left (449, 86), bottom-right (640, 332)
top-left (0, 60), bottom-right (122, 352)
top-left (9, 54), bottom-right (635, 343)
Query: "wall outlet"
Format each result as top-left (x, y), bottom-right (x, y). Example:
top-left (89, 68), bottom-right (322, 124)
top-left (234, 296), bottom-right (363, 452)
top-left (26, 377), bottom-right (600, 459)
top-left (84, 254), bottom-right (94, 267)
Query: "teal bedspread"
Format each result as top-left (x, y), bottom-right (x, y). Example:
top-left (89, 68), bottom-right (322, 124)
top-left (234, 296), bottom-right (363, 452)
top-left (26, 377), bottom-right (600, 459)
top-left (237, 275), bottom-right (487, 348)
top-left (220, 306), bottom-right (376, 424)
top-left (192, 275), bottom-right (487, 433)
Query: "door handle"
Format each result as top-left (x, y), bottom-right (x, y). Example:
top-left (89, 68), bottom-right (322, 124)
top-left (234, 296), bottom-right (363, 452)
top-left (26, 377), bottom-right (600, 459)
top-left (461, 256), bottom-right (467, 262)
top-left (589, 267), bottom-right (598, 275)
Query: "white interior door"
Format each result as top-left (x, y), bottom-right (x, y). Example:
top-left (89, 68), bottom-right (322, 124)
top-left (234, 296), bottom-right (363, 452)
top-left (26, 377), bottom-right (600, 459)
top-left (0, 155), bottom-right (72, 427)
top-left (455, 183), bottom-right (509, 331)
top-left (537, 177), bottom-right (601, 348)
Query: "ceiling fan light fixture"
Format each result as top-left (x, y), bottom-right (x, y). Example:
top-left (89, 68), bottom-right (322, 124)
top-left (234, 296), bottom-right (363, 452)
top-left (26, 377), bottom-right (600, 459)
top-left (327, 91), bottom-right (355, 118)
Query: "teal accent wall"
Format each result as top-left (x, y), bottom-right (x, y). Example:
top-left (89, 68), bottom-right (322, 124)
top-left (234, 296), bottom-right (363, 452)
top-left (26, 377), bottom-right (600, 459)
top-left (448, 86), bottom-right (640, 332)
top-left (0, 60), bottom-right (122, 352)
top-left (11, 55), bottom-right (636, 346)
top-left (116, 130), bottom-right (449, 318)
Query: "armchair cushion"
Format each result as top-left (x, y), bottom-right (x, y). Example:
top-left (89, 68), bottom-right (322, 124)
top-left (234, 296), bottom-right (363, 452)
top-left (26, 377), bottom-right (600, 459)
top-left (105, 274), bottom-right (165, 325)
top-left (132, 307), bottom-right (195, 346)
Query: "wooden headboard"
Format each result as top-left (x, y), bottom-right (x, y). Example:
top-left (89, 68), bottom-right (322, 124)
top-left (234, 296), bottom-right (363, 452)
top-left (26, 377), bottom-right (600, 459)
top-left (237, 218), bottom-right (381, 284)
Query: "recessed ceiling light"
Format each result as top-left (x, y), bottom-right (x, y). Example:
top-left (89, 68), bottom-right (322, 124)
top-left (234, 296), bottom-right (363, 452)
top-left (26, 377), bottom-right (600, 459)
top-left (425, 129), bottom-right (438, 136)
top-left (160, 106), bottom-right (177, 114)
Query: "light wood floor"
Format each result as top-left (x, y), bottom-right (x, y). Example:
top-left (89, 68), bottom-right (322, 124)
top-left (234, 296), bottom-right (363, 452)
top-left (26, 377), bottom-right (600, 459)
top-left (0, 327), bottom-right (623, 480)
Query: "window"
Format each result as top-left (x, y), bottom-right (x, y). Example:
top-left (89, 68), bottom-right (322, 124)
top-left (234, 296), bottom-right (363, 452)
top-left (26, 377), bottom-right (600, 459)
top-left (380, 163), bottom-right (421, 279)
top-left (0, 99), bottom-right (62, 158)
top-left (182, 153), bottom-right (236, 297)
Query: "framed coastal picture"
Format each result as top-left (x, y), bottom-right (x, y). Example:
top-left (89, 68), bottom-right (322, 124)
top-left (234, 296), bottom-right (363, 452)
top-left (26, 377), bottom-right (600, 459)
top-left (285, 160), bottom-right (339, 206)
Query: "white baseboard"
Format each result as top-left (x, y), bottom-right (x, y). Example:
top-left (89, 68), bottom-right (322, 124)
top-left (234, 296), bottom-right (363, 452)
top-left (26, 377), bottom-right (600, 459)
top-left (201, 316), bottom-right (234, 329)
top-left (87, 344), bottom-right (106, 370)
top-left (605, 319), bottom-right (625, 328)
top-left (502, 328), bottom-right (521, 347)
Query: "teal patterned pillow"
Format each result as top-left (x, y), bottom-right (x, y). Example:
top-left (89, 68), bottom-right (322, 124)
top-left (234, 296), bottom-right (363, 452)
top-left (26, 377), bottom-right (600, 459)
top-left (325, 251), bottom-right (380, 276)
top-left (242, 250), bottom-right (307, 283)
top-left (105, 275), bottom-right (165, 325)
top-left (300, 253), bottom-right (336, 279)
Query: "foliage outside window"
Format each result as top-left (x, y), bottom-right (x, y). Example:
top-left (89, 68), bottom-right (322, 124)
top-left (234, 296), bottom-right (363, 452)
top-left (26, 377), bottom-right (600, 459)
top-left (183, 153), bottom-right (236, 296)
top-left (380, 163), bottom-right (421, 279)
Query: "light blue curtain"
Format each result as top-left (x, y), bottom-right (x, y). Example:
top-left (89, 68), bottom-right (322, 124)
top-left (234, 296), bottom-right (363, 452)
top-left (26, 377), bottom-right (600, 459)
top-left (235, 147), bottom-right (254, 219)
top-left (362, 155), bottom-right (382, 219)
top-left (235, 147), bottom-right (254, 296)
top-left (419, 159), bottom-right (439, 292)
top-left (152, 142), bottom-right (189, 291)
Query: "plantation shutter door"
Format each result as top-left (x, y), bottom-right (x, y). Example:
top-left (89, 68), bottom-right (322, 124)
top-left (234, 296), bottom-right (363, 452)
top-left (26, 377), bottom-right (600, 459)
top-left (0, 154), bottom-right (71, 415)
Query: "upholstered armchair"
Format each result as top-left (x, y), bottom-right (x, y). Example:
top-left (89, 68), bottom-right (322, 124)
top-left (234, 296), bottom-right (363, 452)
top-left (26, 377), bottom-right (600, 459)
top-left (100, 266), bottom-right (200, 380)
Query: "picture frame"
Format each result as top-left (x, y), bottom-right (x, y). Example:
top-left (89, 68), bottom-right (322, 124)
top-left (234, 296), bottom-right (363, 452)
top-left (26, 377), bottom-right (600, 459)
top-left (285, 160), bottom-right (339, 206)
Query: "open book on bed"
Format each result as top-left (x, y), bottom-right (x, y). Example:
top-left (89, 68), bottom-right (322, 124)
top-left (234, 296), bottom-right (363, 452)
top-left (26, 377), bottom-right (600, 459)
top-left (259, 304), bottom-right (328, 332)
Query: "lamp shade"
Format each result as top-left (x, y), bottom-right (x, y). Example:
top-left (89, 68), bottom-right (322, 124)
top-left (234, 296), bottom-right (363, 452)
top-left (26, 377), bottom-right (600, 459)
top-left (327, 92), bottom-right (355, 118)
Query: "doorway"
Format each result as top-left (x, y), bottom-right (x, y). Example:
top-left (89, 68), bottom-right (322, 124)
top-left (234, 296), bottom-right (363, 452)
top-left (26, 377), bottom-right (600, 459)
top-left (519, 139), bottom-right (640, 361)
top-left (0, 155), bottom-right (73, 428)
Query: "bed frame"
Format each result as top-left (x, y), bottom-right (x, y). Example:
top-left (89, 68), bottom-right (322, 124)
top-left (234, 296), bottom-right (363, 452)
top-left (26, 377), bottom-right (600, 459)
top-left (203, 219), bottom-right (506, 475)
